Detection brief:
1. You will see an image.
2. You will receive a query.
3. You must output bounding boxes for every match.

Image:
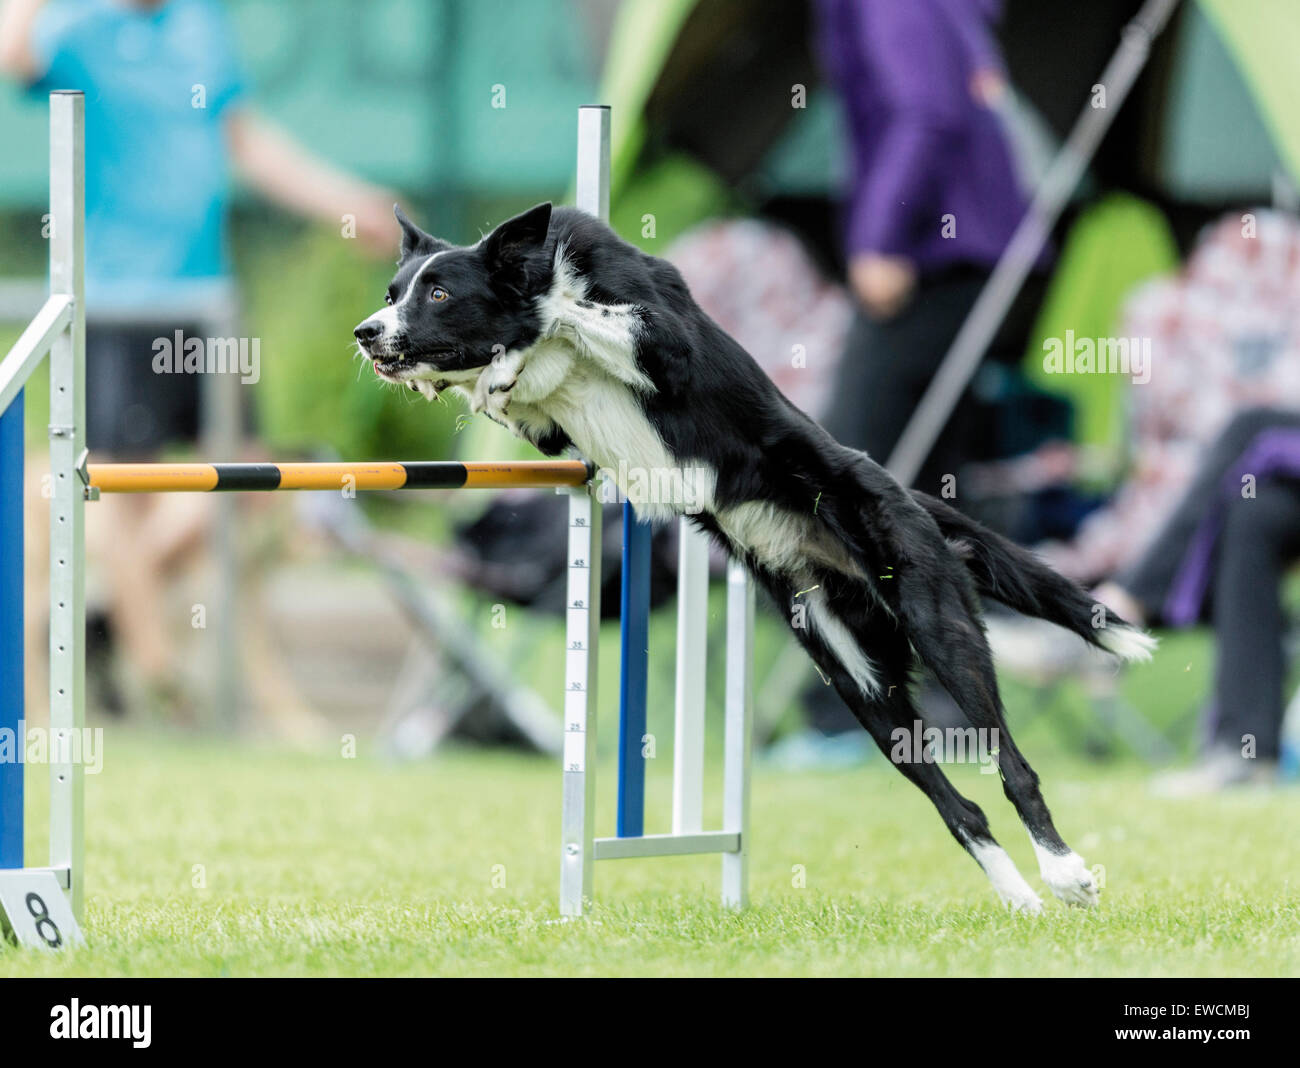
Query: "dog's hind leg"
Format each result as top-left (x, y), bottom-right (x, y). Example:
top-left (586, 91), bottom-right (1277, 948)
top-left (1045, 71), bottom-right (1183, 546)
top-left (890, 564), bottom-right (1099, 908)
top-left (780, 575), bottom-right (1044, 912)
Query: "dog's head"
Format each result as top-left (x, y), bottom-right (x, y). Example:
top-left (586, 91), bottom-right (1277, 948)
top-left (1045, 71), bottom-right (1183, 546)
top-left (354, 202), bottom-right (554, 389)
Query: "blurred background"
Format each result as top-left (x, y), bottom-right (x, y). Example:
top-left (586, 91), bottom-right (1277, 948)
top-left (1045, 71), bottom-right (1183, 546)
top-left (2, 0), bottom-right (1299, 794)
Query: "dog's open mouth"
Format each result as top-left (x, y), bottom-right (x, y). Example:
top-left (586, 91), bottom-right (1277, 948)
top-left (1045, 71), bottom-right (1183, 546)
top-left (371, 354), bottom-right (411, 378)
top-left (368, 349), bottom-right (458, 382)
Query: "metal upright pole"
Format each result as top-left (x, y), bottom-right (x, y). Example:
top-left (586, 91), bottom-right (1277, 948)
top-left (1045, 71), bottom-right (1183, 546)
top-left (202, 294), bottom-right (243, 730)
top-left (559, 483), bottom-right (601, 916)
top-left (575, 104), bottom-right (610, 221)
top-left (672, 520), bottom-right (708, 835)
top-left (47, 91), bottom-right (85, 918)
top-left (721, 559), bottom-right (754, 908)
top-left (559, 104), bottom-right (610, 916)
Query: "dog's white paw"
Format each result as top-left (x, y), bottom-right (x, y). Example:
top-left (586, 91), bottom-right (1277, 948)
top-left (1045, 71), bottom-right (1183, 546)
top-left (484, 373), bottom-right (516, 423)
top-left (470, 362), bottom-right (518, 427)
top-left (477, 385), bottom-right (516, 432)
top-left (969, 839), bottom-right (1043, 914)
top-left (1038, 849), bottom-right (1100, 908)
top-left (999, 885), bottom-right (1044, 915)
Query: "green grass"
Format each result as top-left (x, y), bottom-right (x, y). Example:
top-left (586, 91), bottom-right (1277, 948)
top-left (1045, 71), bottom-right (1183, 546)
top-left (2, 730), bottom-right (1297, 977)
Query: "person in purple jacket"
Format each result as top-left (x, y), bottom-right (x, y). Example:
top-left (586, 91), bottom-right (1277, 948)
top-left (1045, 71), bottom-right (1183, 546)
top-left (782, 0), bottom-right (1042, 760)
top-left (813, 0), bottom-right (1039, 494)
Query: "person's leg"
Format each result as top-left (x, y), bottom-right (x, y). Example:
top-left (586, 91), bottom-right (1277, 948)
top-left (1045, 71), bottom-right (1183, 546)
top-left (820, 274), bottom-right (987, 475)
top-left (1208, 479), bottom-right (1300, 763)
top-left (794, 276), bottom-right (985, 744)
top-left (1114, 408), bottom-right (1300, 620)
top-left (1153, 477), bottom-right (1300, 796)
top-left (95, 493), bottom-right (174, 681)
top-left (145, 490), bottom-right (213, 573)
top-left (804, 311), bottom-right (901, 738)
top-left (84, 327), bottom-right (169, 693)
top-left (85, 324), bottom-right (207, 714)
top-left (818, 309), bottom-right (905, 459)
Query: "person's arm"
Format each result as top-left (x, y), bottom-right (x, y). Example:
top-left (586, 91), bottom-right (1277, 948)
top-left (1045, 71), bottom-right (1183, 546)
top-left (849, 3), bottom-right (970, 253)
top-left (225, 109), bottom-right (400, 256)
top-left (941, 0), bottom-right (1007, 92)
top-left (0, 0), bottom-right (49, 82)
top-left (845, 1), bottom-right (972, 315)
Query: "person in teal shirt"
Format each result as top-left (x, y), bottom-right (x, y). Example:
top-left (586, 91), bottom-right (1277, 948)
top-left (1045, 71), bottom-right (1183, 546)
top-left (28, 0), bottom-right (251, 304)
top-left (2, 0), bottom-right (397, 444)
top-left (1, 0), bottom-right (400, 715)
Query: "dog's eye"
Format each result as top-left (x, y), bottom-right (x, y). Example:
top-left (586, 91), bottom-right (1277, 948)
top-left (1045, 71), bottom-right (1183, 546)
top-left (384, 293), bottom-right (394, 306)
top-left (430, 287), bottom-right (449, 303)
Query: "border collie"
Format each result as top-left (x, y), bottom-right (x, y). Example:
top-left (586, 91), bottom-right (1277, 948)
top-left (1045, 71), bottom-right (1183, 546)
top-left (354, 203), bottom-right (1156, 912)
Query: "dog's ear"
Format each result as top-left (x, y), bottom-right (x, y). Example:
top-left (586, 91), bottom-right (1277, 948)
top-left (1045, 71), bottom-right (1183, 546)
top-left (394, 204), bottom-right (441, 261)
top-left (483, 202), bottom-right (553, 276)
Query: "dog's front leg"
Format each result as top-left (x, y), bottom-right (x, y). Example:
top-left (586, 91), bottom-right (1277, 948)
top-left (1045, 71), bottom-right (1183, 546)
top-left (470, 349), bottom-right (527, 431)
top-left (470, 341), bottom-right (573, 439)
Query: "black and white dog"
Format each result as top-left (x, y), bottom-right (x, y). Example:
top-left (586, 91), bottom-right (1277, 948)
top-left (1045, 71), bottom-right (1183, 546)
top-left (354, 202), bottom-right (1155, 912)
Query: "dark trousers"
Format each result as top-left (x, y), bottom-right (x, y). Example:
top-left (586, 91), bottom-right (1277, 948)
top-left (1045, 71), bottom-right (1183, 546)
top-left (87, 323), bottom-right (202, 457)
top-left (801, 266), bottom-right (1046, 733)
top-left (1119, 408), bottom-right (1300, 759)
top-left (804, 270), bottom-right (988, 733)
top-left (820, 272), bottom-right (989, 497)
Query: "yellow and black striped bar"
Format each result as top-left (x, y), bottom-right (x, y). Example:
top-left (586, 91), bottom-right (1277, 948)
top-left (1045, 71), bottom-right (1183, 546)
top-left (85, 460), bottom-right (592, 493)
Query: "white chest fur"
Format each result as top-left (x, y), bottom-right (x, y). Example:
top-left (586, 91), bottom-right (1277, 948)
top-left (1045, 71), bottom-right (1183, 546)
top-left (517, 342), bottom-right (711, 524)
top-left (457, 258), bottom-right (859, 585)
top-left (466, 258), bottom-right (718, 524)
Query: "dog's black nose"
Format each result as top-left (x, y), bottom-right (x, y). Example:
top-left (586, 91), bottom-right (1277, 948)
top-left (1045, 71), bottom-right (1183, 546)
top-left (354, 320), bottom-right (382, 344)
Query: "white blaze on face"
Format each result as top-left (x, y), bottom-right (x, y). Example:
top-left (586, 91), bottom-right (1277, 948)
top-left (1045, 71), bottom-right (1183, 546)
top-left (367, 304), bottom-right (401, 337)
top-left (368, 250), bottom-right (451, 346)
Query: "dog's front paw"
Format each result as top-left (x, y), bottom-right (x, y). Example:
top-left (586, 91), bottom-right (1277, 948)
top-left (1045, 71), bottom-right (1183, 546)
top-left (1039, 850), bottom-right (1100, 908)
top-left (998, 884), bottom-right (1044, 915)
top-left (471, 363), bottom-right (518, 424)
top-left (485, 372), bottom-right (517, 422)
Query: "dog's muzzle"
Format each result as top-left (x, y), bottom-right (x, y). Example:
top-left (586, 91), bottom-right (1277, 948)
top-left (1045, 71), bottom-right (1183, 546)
top-left (354, 317), bottom-right (399, 355)
top-left (353, 317), bottom-right (408, 377)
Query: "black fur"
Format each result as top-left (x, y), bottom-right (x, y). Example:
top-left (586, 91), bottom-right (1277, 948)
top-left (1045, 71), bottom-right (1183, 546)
top-left (354, 203), bottom-right (1152, 908)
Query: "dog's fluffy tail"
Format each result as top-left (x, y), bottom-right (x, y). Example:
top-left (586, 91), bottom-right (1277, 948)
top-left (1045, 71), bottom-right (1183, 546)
top-left (913, 491), bottom-right (1157, 662)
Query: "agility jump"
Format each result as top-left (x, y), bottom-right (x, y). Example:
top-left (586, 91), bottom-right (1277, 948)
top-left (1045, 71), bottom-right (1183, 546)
top-left (84, 459), bottom-right (591, 493)
top-left (0, 94), bottom-right (753, 939)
